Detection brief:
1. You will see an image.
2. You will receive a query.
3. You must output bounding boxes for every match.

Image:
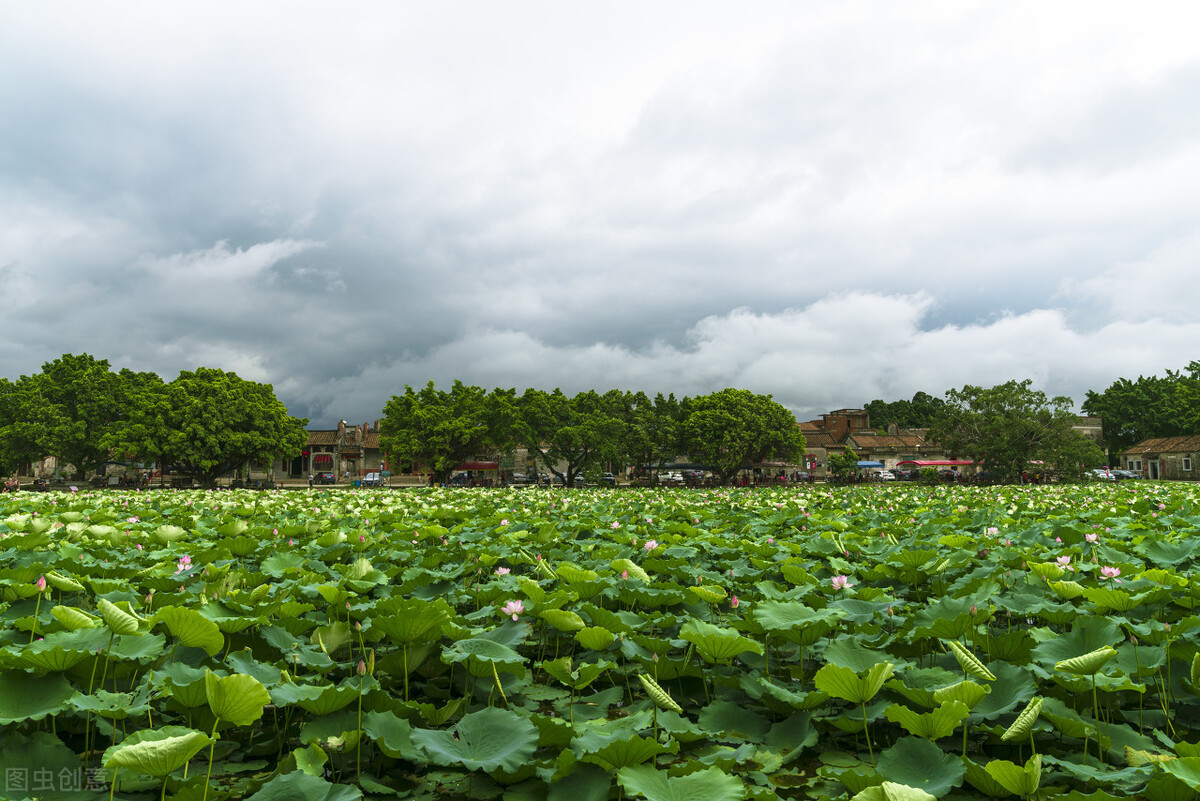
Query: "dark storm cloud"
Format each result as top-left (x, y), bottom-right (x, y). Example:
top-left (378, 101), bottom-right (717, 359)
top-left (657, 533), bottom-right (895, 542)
top-left (3, 3), bottom-right (1200, 425)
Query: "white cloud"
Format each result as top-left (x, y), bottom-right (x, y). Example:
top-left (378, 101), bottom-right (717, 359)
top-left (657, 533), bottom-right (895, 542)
top-left (4, 4), bottom-right (1200, 423)
top-left (292, 292), bottom-right (1200, 423)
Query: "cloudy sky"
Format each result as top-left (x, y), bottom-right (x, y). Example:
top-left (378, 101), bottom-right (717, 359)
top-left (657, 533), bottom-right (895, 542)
top-left (4, 3), bottom-right (1200, 427)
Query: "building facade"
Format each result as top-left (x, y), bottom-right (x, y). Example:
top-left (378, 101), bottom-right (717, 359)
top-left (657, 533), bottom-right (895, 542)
top-left (1121, 436), bottom-right (1200, 481)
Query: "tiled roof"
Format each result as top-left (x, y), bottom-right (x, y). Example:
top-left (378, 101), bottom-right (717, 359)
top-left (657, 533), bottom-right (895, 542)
top-left (849, 433), bottom-right (931, 448)
top-left (1122, 435), bottom-right (1200, 455)
top-left (307, 431), bottom-right (338, 446)
top-left (803, 432), bottom-right (838, 448)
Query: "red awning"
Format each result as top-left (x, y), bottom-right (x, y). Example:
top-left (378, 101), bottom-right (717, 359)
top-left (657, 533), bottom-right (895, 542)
top-left (457, 461), bottom-right (500, 470)
top-left (896, 460), bottom-right (974, 467)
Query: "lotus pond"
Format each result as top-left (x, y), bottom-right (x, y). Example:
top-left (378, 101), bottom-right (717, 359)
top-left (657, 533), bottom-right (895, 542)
top-left (3, 482), bottom-right (1200, 801)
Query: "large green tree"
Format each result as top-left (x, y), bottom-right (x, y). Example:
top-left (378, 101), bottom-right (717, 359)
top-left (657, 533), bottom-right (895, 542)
top-left (0, 377), bottom-right (46, 476)
top-left (379, 381), bottom-right (509, 484)
top-left (112, 367), bottom-right (307, 488)
top-left (1082, 363), bottom-right (1200, 460)
top-left (826, 447), bottom-right (860, 483)
top-left (680, 388), bottom-right (806, 486)
top-left (0, 354), bottom-right (163, 480)
top-left (26, 354), bottom-right (127, 479)
top-left (929, 379), bottom-right (1104, 481)
top-left (620, 391), bottom-right (684, 482)
top-left (864, 391), bottom-right (947, 432)
top-left (514, 388), bottom-right (626, 487)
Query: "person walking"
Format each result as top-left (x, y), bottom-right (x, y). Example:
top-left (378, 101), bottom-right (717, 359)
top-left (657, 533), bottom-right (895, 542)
top-left (308, 473), bottom-right (314, 488)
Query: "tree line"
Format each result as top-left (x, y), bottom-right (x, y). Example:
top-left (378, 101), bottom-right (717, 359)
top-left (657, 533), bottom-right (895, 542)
top-left (0, 354), bottom-right (307, 487)
top-left (379, 383), bottom-right (806, 486)
top-left (4, 352), bottom-right (1194, 488)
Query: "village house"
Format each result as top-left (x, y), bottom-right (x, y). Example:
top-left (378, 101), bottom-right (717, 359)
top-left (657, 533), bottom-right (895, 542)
top-left (1121, 435), bottom-right (1200, 481)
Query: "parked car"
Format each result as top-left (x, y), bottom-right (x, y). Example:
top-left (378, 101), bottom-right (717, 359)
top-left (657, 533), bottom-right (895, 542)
top-left (599, 472), bottom-right (617, 486)
top-left (1111, 469), bottom-right (1142, 481)
top-left (1091, 468), bottom-right (1117, 481)
top-left (361, 472), bottom-right (383, 487)
top-left (657, 472), bottom-right (683, 485)
top-left (505, 473), bottom-right (531, 485)
top-left (315, 472), bottom-right (336, 485)
top-left (875, 469), bottom-right (896, 481)
top-left (681, 470), bottom-right (704, 486)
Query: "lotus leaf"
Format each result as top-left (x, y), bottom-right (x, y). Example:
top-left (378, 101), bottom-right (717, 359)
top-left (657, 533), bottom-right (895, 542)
top-left (245, 771), bottom-right (364, 801)
top-left (815, 661), bottom-right (894, 704)
top-left (877, 736), bottom-right (966, 797)
top-left (413, 706), bottom-right (538, 772)
top-left (984, 754), bottom-right (1042, 797)
top-left (1056, 646), bottom-right (1119, 675)
top-left (932, 680), bottom-right (990, 710)
top-left (575, 625), bottom-right (616, 650)
top-left (154, 604), bottom-right (224, 656)
top-left (0, 670), bottom-right (76, 723)
top-left (679, 618), bottom-right (763, 663)
top-left (612, 558), bottom-right (650, 582)
top-left (50, 604), bottom-right (99, 631)
top-left (616, 764), bottom-right (743, 801)
top-left (851, 782), bottom-right (939, 801)
top-left (102, 726), bottom-right (213, 778)
top-left (205, 670), bottom-right (270, 727)
top-left (697, 698), bottom-right (770, 742)
top-left (577, 732), bottom-right (679, 770)
top-left (97, 597), bottom-right (141, 635)
top-left (884, 700), bottom-right (970, 740)
top-left (362, 710), bottom-right (415, 759)
top-left (541, 609), bottom-right (587, 632)
top-left (443, 636), bottom-right (527, 677)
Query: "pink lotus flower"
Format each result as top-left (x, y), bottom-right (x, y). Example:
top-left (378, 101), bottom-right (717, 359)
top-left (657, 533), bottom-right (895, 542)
top-left (175, 555), bottom-right (192, 574)
top-left (986, 526), bottom-right (999, 536)
top-left (500, 519), bottom-right (509, 526)
top-left (730, 595), bottom-right (739, 608)
top-left (35, 575), bottom-right (46, 592)
top-left (1057, 556), bottom-right (1071, 567)
top-left (831, 575), bottom-right (853, 591)
top-left (495, 566), bottom-right (511, 576)
top-left (1101, 566), bottom-right (1122, 581)
top-left (611, 521), bottom-right (621, 529)
top-left (1086, 533), bottom-right (1098, 543)
top-left (644, 539), bottom-right (658, 552)
top-left (502, 600), bottom-right (525, 621)
top-left (136, 543), bottom-right (143, 551)
top-left (621, 570), bottom-right (629, 580)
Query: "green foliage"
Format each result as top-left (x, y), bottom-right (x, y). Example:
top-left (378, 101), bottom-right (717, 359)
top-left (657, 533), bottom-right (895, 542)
top-left (380, 381), bottom-right (508, 483)
top-left (111, 365), bottom-right (307, 488)
top-left (929, 378), bottom-right (1105, 481)
top-left (0, 354), bottom-right (162, 479)
top-left (828, 447), bottom-right (860, 481)
top-left (864, 391), bottom-right (948, 432)
top-left (514, 388), bottom-right (628, 487)
top-left (680, 388), bottom-right (805, 485)
top-left (0, 480), bottom-right (1196, 799)
top-left (412, 707), bottom-right (538, 772)
top-left (1083, 362), bottom-right (1200, 458)
top-left (103, 726), bottom-right (214, 778)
